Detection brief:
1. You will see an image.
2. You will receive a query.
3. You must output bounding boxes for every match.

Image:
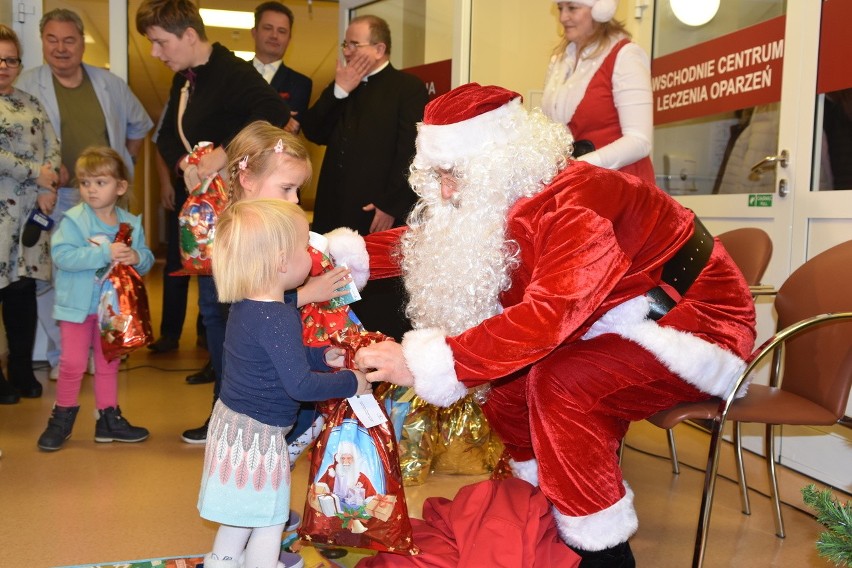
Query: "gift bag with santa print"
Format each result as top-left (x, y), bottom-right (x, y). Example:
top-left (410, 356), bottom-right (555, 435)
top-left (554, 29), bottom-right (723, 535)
top-left (97, 223), bottom-right (154, 361)
top-left (300, 396), bottom-right (419, 556)
top-left (173, 141), bottom-right (229, 276)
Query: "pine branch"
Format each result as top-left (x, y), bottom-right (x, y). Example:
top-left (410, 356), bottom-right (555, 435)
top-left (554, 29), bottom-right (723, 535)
top-left (802, 484), bottom-right (852, 567)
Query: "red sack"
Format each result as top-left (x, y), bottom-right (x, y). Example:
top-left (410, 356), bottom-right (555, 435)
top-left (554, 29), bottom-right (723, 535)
top-left (173, 142), bottom-right (229, 275)
top-left (300, 399), bottom-right (419, 556)
top-left (97, 223), bottom-right (153, 361)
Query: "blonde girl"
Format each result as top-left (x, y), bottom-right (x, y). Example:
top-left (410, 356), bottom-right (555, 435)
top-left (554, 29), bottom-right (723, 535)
top-left (37, 146), bottom-right (154, 451)
top-left (199, 199), bottom-right (370, 568)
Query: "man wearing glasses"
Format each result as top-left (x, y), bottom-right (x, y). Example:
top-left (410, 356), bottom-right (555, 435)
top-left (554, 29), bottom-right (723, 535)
top-left (301, 14), bottom-right (428, 237)
top-left (15, 8), bottom-right (152, 383)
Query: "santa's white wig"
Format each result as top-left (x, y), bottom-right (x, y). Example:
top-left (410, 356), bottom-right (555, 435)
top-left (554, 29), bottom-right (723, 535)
top-left (401, 84), bottom-right (573, 335)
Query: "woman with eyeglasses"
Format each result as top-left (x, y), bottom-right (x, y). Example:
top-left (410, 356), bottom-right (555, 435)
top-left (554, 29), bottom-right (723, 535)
top-left (0, 24), bottom-right (61, 404)
top-left (542, 1), bottom-right (655, 184)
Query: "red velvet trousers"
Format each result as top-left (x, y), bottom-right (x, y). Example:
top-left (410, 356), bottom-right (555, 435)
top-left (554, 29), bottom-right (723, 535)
top-left (481, 333), bottom-right (709, 517)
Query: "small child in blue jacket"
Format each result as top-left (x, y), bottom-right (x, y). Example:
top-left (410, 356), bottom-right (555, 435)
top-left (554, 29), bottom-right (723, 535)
top-left (37, 146), bottom-right (154, 452)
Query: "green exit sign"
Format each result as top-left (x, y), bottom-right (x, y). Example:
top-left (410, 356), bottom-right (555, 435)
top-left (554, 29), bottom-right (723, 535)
top-left (748, 194), bottom-right (773, 207)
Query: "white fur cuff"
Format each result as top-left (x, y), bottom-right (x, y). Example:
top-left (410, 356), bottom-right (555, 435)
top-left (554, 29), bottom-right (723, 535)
top-left (414, 98), bottom-right (525, 169)
top-left (509, 458), bottom-right (539, 487)
top-left (325, 227), bottom-right (370, 290)
top-left (582, 295), bottom-right (747, 398)
top-left (552, 483), bottom-right (639, 551)
top-left (402, 328), bottom-right (468, 407)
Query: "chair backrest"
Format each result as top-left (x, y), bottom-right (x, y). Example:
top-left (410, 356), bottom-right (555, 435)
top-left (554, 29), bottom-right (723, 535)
top-left (717, 227), bottom-right (773, 285)
top-left (774, 240), bottom-right (852, 418)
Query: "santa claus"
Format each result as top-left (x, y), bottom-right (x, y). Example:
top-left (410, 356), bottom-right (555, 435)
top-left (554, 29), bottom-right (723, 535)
top-left (355, 83), bottom-right (756, 566)
top-left (317, 441), bottom-right (377, 510)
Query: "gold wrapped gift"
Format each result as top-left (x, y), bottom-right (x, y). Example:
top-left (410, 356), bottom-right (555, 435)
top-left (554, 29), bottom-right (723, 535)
top-left (431, 393), bottom-right (504, 475)
top-left (398, 394), bottom-right (438, 486)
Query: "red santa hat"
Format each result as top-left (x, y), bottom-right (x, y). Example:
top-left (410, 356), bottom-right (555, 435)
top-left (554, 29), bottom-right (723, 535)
top-left (553, 0), bottom-right (618, 23)
top-left (413, 83), bottom-right (526, 169)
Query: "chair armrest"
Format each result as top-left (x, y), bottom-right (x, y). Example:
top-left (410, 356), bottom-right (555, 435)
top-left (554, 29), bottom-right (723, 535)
top-left (721, 312), bottom-right (852, 420)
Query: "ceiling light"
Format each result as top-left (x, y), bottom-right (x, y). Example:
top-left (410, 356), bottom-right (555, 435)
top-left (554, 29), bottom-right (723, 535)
top-left (199, 8), bottom-right (254, 30)
top-left (670, 0), bottom-right (719, 27)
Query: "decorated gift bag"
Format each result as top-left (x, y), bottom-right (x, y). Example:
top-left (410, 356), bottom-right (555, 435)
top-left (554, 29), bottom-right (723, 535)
top-left (301, 231), bottom-right (363, 346)
top-left (173, 141), bottom-right (229, 275)
top-left (300, 397), bottom-right (420, 555)
top-left (97, 223), bottom-right (153, 361)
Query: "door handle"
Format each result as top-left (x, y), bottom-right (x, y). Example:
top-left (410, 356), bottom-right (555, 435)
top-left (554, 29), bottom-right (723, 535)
top-left (749, 150), bottom-right (789, 181)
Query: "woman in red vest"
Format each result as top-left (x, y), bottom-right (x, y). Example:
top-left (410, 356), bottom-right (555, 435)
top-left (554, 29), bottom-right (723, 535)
top-left (542, 1), bottom-right (655, 184)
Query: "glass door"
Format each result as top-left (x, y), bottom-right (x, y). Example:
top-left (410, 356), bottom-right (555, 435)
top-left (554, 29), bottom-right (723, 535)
top-left (652, 0), bottom-right (850, 490)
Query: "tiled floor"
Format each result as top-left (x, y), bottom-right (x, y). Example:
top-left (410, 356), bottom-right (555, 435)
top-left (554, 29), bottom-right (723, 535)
top-left (0, 262), bottom-right (844, 567)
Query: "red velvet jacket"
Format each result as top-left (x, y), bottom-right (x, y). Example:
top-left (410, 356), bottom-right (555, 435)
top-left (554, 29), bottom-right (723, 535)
top-left (366, 162), bottom-right (756, 405)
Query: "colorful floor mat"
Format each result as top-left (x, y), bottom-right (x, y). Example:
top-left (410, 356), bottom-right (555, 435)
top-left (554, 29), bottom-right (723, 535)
top-left (55, 544), bottom-right (376, 568)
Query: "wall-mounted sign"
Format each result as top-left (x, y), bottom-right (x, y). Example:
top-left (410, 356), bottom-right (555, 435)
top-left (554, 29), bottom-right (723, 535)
top-left (403, 59), bottom-right (452, 102)
top-left (652, 16), bottom-right (785, 125)
top-left (748, 194), bottom-right (773, 207)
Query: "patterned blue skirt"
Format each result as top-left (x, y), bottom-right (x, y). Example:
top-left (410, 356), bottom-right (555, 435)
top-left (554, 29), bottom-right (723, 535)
top-left (198, 400), bottom-right (292, 527)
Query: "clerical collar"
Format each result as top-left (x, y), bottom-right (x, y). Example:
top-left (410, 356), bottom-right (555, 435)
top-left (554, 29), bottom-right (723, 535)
top-left (364, 60), bottom-right (390, 82)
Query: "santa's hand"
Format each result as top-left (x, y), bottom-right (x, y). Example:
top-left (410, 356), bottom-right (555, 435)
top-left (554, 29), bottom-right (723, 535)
top-left (327, 467), bottom-right (336, 478)
top-left (355, 341), bottom-right (414, 387)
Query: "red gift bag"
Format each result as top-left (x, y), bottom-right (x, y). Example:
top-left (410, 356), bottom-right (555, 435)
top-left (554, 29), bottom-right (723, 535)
top-left (97, 223), bottom-right (153, 360)
top-left (300, 399), bottom-right (419, 556)
top-left (173, 142), bottom-right (229, 276)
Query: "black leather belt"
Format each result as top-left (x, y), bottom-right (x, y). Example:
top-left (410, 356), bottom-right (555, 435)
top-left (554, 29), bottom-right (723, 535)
top-left (647, 216), bottom-right (714, 321)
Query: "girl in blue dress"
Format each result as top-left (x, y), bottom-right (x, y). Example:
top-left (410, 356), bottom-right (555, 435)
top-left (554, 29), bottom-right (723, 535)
top-left (199, 198), bottom-right (371, 568)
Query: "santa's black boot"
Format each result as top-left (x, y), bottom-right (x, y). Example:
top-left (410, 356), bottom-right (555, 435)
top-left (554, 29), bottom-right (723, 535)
top-left (570, 542), bottom-right (636, 568)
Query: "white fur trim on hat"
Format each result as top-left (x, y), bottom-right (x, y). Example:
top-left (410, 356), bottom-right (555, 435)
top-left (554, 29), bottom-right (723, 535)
top-left (553, 0), bottom-right (618, 23)
top-left (401, 328), bottom-right (468, 407)
top-left (324, 227), bottom-right (370, 291)
top-left (414, 97), bottom-right (526, 169)
top-left (552, 483), bottom-right (638, 551)
top-left (581, 295), bottom-right (747, 398)
top-left (509, 458), bottom-right (540, 487)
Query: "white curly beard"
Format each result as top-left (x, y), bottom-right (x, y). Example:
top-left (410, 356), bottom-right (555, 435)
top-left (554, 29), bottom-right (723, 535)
top-left (401, 169), bottom-right (515, 336)
top-left (401, 108), bottom-right (573, 336)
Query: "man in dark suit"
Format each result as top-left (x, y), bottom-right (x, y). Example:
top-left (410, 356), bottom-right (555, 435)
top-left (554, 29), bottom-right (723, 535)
top-left (301, 14), bottom-right (428, 236)
top-left (252, 1), bottom-right (312, 132)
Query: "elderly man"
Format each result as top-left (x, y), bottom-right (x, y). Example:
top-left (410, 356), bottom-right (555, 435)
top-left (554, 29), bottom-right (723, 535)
top-left (15, 8), bottom-right (153, 380)
top-left (356, 83), bottom-right (757, 567)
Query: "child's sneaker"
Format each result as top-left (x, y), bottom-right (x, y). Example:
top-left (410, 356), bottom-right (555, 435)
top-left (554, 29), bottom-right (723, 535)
top-left (95, 406), bottom-right (149, 443)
